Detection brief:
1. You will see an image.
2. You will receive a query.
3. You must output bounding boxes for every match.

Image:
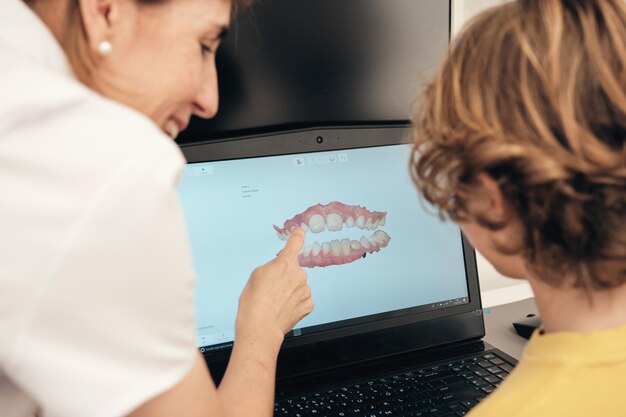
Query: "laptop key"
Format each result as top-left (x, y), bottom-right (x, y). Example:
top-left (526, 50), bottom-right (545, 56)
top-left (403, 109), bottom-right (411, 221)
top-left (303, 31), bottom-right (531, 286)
top-left (459, 372), bottom-right (475, 380)
top-left (481, 385), bottom-right (495, 394)
top-left (499, 364), bottom-right (514, 373)
top-left (429, 407), bottom-right (454, 416)
top-left (445, 388), bottom-right (484, 401)
top-left (446, 380), bottom-right (473, 390)
top-left (484, 376), bottom-right (499, 384)
top-left (459, 399), bottom-right (478, 408)
top-left (442, 375), bottom-right (467, 385)
top-left (275, 407), bottom-right (291, 416)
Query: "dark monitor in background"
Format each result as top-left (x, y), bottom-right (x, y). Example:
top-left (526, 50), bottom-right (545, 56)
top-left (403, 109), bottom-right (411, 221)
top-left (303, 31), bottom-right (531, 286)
top-left (177, 0), bottom-right (450, 143)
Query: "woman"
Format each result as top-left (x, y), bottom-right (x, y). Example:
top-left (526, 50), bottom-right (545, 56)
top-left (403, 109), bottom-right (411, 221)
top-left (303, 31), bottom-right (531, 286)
top-left (0, 0), bottom-right (313, 416)
top-left (410, 0), bottom-right (626, 415)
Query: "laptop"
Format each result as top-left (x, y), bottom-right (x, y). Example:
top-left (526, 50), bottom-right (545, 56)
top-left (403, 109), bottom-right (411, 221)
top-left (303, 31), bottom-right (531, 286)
top-left (178, 125), bottom-right (518, 417)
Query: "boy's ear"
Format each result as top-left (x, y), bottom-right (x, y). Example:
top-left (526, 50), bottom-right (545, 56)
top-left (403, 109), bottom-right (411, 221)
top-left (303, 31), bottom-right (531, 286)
top-left (474, 172), bottom-right (511, 223)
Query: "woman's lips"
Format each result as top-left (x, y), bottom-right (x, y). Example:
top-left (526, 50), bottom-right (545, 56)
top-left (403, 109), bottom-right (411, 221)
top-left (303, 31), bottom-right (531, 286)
top-left (273, 201), bottom-right (391, 268)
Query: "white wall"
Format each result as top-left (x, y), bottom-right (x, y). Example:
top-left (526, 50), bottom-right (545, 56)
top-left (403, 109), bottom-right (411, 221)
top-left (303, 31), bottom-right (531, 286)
top-left (452, 0), bottom-right (509, 36)
top-left (450, 0), bottom-right (534, 306)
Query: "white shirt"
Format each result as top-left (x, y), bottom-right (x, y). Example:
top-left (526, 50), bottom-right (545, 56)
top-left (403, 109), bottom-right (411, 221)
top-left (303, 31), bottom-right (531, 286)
top-left (0, 1), bottom-right (198, 416)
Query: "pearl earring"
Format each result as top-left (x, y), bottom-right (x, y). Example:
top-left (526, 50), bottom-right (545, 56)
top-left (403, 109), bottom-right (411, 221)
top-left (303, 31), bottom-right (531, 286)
top-left (98, 40), bottom-right (112, 55)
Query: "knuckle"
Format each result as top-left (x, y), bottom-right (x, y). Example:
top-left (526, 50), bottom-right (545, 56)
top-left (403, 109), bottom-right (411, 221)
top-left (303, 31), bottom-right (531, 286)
top-left (252, 265), bottom-right (266, 276)
top-left (298, 269), bottom-right (308, 282)
top-left (275, 257), bottom-right (289, 271)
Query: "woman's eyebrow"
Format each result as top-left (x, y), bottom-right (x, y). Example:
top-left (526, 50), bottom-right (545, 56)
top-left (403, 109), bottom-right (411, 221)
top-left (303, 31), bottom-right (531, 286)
top-left (206, 22), bottom-right (229, 40)
top-left (217, 27), bottom-right (229, 40)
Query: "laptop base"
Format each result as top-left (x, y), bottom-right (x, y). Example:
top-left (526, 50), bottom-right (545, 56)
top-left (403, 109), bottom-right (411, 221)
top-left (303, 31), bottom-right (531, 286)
top-left (274, 341), bottom-right (516, 416)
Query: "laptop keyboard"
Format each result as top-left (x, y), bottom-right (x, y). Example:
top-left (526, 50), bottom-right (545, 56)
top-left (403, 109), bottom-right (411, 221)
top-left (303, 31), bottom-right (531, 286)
top-left (274, 351), bottom-right (514, 417)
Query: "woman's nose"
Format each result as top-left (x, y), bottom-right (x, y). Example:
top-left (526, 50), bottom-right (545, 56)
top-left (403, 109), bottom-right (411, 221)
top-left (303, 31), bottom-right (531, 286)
top-left (192, 70), bottom-right (219, 119)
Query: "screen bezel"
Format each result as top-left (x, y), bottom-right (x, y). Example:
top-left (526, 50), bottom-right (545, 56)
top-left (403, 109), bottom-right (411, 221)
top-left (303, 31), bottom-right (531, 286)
top-left (180, 125), bottom-right (484, 369)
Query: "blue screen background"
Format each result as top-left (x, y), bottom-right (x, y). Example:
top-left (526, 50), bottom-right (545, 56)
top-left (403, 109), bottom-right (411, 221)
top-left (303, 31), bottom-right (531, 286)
top-left (178, 144), bottom-right (469, 347)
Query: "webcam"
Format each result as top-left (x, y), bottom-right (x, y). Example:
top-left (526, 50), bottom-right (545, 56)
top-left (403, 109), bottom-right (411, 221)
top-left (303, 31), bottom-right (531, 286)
top-left (316, 136), bottom-right (324, 144)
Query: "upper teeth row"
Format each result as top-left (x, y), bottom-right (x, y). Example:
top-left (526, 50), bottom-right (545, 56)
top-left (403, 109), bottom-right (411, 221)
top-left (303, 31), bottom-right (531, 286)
top-left (278, 213), bottom-right (386, 240)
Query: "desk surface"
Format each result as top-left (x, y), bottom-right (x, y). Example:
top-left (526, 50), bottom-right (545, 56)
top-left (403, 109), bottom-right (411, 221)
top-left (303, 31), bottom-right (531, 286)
top-left (483, 297), bottom-right (538, 360)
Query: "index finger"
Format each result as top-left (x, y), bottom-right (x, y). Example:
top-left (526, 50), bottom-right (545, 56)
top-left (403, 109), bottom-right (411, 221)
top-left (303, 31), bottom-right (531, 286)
top-left (278, 227), bottom-right (305, 260)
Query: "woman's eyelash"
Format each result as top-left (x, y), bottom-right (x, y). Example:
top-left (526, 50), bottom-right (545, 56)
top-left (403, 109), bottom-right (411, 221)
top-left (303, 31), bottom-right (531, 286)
top-left (201, 44), bottom-right (213, 54)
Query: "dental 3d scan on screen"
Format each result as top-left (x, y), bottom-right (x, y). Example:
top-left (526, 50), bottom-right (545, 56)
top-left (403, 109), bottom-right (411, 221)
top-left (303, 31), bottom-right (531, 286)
top-left (178, 141), bottom-right (470, 351)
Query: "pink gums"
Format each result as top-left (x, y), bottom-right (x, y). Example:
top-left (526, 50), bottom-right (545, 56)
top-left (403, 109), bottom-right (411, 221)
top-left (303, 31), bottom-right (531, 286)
top-left (298, 238), bottom-right (390, 268)
top-left (273, 201), bottom-right (390, 268)
top-left (273, 201), bottom-right (386, 235)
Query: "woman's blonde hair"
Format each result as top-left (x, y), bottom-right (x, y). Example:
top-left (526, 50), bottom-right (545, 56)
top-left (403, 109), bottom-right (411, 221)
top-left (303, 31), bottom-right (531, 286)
top-left (410, 0), bottom-right (626, 291)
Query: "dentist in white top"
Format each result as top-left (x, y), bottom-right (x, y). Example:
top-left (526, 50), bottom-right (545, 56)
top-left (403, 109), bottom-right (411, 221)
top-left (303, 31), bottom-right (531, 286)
top-left (0, 1), bottom-right (313, 416)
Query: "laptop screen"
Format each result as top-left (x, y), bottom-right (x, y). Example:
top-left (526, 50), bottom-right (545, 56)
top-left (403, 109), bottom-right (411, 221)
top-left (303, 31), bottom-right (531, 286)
top-left (178, 128), bottom-right (471, 352)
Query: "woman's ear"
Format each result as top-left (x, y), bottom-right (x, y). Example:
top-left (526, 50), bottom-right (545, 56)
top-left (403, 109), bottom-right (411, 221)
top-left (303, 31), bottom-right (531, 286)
top-left (77, 0), bottom-right (120, 53)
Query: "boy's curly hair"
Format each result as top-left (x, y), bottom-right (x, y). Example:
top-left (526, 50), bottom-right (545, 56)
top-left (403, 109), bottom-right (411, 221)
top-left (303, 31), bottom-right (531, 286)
top-left (411, 0), bottom-right (626, 291)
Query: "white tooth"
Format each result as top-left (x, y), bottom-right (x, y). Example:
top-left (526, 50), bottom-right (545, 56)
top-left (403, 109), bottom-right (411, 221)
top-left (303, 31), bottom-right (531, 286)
top-left (356, 216), bottom-right (365, 229)
top-left (277, 231), bottom-right (286, 241)
top-left (312, 242), bottom-right (322, 256)
top-left (300, 222), bottom-right (309, 232)
top-left (308, 214), bottom-right (326, 233)
top-left (372, 219), bottom-right (380, 229)
top-left (330, 240), bottom-right (342, 256)
top-left (379, 214), bottom-right (386, 226)
top-left (371, 233), bottom-right (382, 244)
top-left (368, 236), bottom-right (377, 247)
top-left (346, 216), bottom-right (355, 228)
top-left (350, 240), bottom-right (362, 250)
top-left (374, 230), bottom-right (390, 244)
top-left (301, 246), bottom-right (312, 257)
top-left (341, 239), bottom-right (351, 255)
top-left (365, 217), bottom-right (373, 230)
top-left (164, 120), bottom-right (179, 139)
top-left (360, 236), bottom-right (371, 249)
top-left (322, 242), bottom-right (331, 255)
top-left (326, 213), bottom-right (343, 232)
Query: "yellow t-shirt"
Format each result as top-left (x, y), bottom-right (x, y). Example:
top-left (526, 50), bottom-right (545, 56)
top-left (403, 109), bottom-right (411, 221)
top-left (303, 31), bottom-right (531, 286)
top-left (469, 322), bottom-right (626, 416)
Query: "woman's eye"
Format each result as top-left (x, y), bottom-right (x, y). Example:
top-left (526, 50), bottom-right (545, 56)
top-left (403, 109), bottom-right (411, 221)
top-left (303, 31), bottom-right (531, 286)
top-left (201, 44), bottom-right (213, 55)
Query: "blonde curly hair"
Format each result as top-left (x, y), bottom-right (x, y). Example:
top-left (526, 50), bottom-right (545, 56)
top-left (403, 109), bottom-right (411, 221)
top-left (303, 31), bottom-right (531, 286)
top-left (410, 0), bottom-right (626, 291)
